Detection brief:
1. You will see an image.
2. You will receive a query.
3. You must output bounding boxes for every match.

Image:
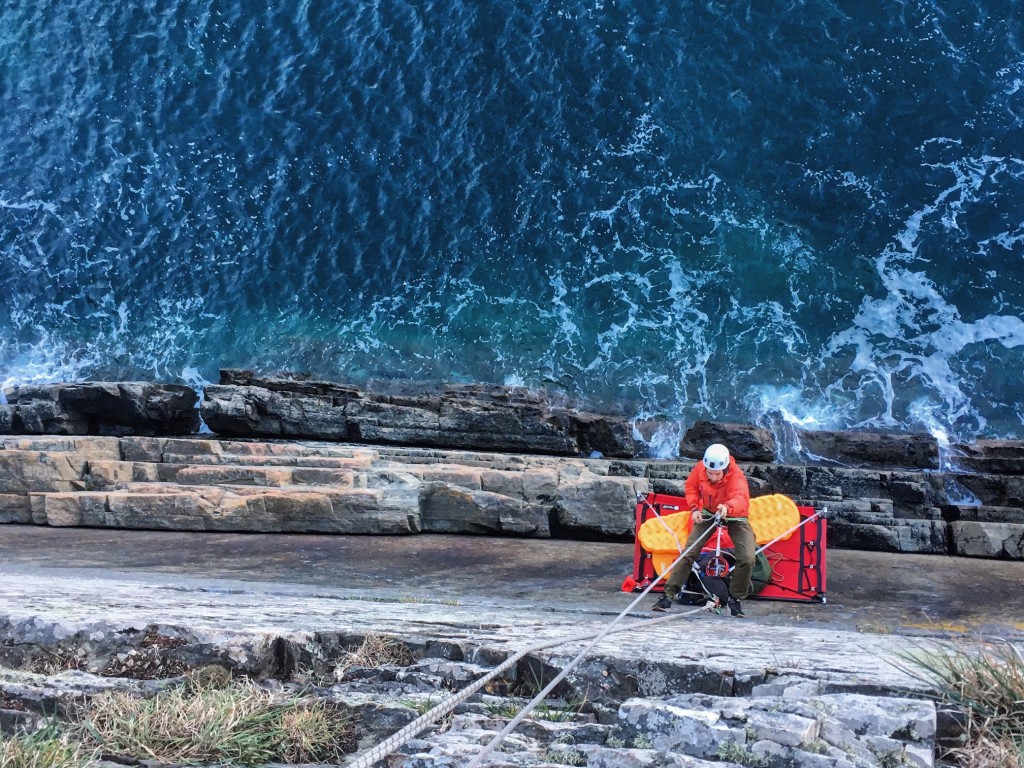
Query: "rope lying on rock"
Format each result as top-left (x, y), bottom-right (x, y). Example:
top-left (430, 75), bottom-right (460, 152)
top-left (346, 520), bottom-right (719, 768)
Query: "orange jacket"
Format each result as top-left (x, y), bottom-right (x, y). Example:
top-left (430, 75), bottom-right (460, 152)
top-left (684, 457), bottom-right (750, 518)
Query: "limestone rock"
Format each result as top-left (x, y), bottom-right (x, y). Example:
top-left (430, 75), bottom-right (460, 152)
top-left (951, 521), bottom-right (1024, 558)
top-left (2, 383), bottom-right (198, 436)
top-left (679, 421), bottom-right (777, 462)
top-left (202, 372), bottom-right (637, 458)
top-left (796, 430), bottom-right (939, 470)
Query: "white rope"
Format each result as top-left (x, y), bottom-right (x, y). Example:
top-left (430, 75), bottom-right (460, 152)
top-left (754, 507), bottom-right (826, 557)
top-left (646, 498), bottom-right (686, 554)
top-left (346, 520), bottom-right (719, 768)
top-left (466, 516), bottom-right (721, 768)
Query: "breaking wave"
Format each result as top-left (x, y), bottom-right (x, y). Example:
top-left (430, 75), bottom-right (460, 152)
top-left (2, 0), bottom-right (1023, 451)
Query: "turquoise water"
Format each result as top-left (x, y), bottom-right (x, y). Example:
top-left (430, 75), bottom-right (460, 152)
top-left (2, 1), bottom-right (1023, 450)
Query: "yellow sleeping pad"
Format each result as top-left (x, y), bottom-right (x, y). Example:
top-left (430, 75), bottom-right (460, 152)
top-left (637, 511), bottom-right (693, 555)
top-left (747, 494), bottom-right (801, 545)
top-left (637, 512), bottom-right (694, 577)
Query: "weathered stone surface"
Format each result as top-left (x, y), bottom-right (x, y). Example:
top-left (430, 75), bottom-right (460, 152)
top-left (1, 435), bottom-right (119, 458)
top-left (2, 383), bottom-right (198, 436)
top-left (0, 493), bottom-right (31, 523)
top-left (944, 504), bottom-right (1024, 524)
top-left (40, 483), bottom-right (423, 535)
top-left (945, 472), bottom-right (1024, 507)
top-left (1, 433), bottom-right (1023, 559)
top-left (679, 421), bottom-right (776, 462)
top-left (0, 451), bottom-right (82, 493)
top-left (950, 439), bottom-right (1024, 474)
top-left (951, 521), bottom-right (1024, 558)
top-left (174, 464), bottom-right (296, 487)
top-left (201, 385), bottom-right (351, 440)
top-left (829, 517), bottom-right (948, 554)
top-left (611, 692), bottom-right (935, 768)
top-left (421, 482), bottom-right (549, 536)
top-left (554, 475), bottom-right (649, 538)
top-left (796, 429), bottom-right (939, 469)
top-left (202, 372), bottom-right (637, 458)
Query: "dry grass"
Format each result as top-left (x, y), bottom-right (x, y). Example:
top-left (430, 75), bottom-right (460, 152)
top-left (0, 728), bottom-right (92, 768)
top-left (901, 641), bottom-right (1024, 768)
top-left (79, 673), bottom-right (356, 765)
top-left (333, 633), bottom-right (413, 680)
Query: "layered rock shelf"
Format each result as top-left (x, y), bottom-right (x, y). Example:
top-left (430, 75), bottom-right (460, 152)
top-left (0, 432), bottom-right (1020, 560)
top-left (0, 570), bottom-right (958, 768)
top-left (1, 374), bottom-right (1022, 559)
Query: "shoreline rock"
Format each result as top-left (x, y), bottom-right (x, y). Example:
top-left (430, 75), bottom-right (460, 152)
top-left (1, 376), bottom-right (1023, 560)
top-left (0, 573), bottom-right (957, 767)
top-left (1, 382), bottom-right (198, 437)
top-left (0, 433), bottom-right (1022, 560)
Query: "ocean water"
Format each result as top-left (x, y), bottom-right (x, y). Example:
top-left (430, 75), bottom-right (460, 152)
top-left (1, 0), bottom-right (1023, 454)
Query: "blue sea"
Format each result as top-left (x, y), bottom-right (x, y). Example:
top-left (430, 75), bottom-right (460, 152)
top-left (2, 0), bottom-right (1023, 454)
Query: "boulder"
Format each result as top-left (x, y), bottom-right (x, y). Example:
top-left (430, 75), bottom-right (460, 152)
top-left (420, 482), bottom-right (549, 536)
top-left (796, 430), bottom-right (939, 469)
top-left (1, 383), bottom-right (198, 437)
top-left (554, 475), bottom-right (650, 538)
top-left (201, 372), bottom-right (637, 458)
top-left (679, 421), bottom-right (776, 462)
top-left (950, 521), bottom-right (1024, 558)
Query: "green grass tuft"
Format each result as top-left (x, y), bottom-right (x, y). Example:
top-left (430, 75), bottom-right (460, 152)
top-left (79, 675), bottom-right (356, 765)
top-left (0, 727), bottom-right (92, 768)
top-left (899, 641), bottom-right (1024, 768)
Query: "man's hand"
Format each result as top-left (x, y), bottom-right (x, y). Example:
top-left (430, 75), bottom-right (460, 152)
top-left (715, 503), bottom-right (730, 518)
top-left (691, 509), bottom-right (703, 524)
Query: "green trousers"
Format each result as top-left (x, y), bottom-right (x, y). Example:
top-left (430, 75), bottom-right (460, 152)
top-left (663, 518), bottom-right (757, 600)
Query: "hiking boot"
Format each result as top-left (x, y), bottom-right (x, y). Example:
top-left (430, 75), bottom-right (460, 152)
top-left (727, 597), bottom-right (745, 618)
top-left (651, 594), bottom-right (673, 612)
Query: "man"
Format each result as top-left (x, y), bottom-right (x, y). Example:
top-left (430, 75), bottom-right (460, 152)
top-left (652, 443), bottom-right (754, 617)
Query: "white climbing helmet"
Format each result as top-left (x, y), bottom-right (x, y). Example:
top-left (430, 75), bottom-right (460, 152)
top-left (702, 443), bottom-right (730, 471)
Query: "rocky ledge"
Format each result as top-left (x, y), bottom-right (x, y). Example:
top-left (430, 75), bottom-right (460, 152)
top-left (0, 570), bottom-right (959, 768)
top-left (1, 373), bottom-right (1023, 560)
top-left (0, 432), bottom-right (1021, 561)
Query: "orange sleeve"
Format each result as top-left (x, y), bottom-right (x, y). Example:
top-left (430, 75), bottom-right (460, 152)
top-left (722, 466), bottom-right (750, 516)
top-left (684, 464), bottom-right (703, 511)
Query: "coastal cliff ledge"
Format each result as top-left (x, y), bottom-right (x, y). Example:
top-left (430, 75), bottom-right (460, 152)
top-left (1, 374), bottom-right (1022, 560)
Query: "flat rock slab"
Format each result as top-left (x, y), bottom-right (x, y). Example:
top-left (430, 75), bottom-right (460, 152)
top-left (1, 565), bottom-right (933, 696)
top-left (4, 528), bottom-right (1020, 768)
top-left (1, 527), bottom-right (1022, 640)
